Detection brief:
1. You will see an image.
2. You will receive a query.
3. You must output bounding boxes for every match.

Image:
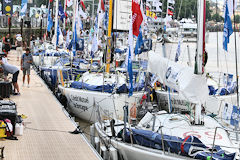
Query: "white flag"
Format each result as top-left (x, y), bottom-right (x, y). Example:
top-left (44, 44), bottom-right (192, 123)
top-left (67, 0), bottom-right (73, 7)
top-left (156, 6), bottom-right (162, 12)
top-left (168, 0), bottom-right (175, 4)
top-left (79, 5), bottom-right (87, 19)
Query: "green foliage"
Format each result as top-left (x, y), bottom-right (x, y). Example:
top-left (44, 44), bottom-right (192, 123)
top-left (173, 0), bottom-right (212, 21)
top-left (235, 15), bottom-right (240, 23)
top-left (212, 13), bottom-right (224, 22)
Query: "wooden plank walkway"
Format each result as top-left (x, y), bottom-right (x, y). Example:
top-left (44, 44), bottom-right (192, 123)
top-left (0, 51), bottom-right (100, 160)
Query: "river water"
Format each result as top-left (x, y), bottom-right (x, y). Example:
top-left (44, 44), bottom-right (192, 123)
top-left (155, 32), bottom-right (240, 74)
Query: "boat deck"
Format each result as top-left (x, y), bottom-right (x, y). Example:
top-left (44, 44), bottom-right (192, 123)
top-left (0, 51), bottom-right (100, 160)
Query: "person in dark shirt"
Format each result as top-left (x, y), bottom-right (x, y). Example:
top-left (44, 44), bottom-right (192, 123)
top-left (21, 48), bottom-right (33, 88)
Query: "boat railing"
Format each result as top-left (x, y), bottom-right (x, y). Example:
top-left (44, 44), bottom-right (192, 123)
top-left (211, 127), bottom-right (240, 158)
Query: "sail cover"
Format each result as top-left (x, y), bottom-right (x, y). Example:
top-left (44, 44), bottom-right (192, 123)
top-left (148, 51), bottom-right (208, 104)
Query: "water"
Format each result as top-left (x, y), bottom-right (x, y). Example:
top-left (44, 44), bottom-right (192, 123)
top-left (154, 32), bottom-right (240, 74)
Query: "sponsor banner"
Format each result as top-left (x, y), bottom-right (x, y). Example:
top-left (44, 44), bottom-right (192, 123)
top-left (2, 0), bottom-right (13, 16)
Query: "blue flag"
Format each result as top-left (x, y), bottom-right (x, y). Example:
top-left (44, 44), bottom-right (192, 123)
top-left (58, 1), bottom-right (66, 21)
top-left (47, 9), bottom-right (53, 32)
top-left (20, 0), bottom-right (27, 17)
top-left (134, 28), bottom-right (144, 55)
top-left (56, 22), bottom-right (60, 46)
top-left (223, 4), bottom-right (233, 52)
top-left (72, 23), bottom-right (77, 56)
top-left (128, 47), bottom-right (133, 97)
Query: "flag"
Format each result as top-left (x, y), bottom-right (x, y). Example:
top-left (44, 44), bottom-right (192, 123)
top-left (79, 5), bottom-right (87, 19)
top-left (168, 6), bottom-right (174, 10)
top-left (223, 4), bottom-right (233, 52)
top-left (175, 38), bottom-right (181, 62)
top-left (58, 1), bottom-right (66, 21)
top-left (168, 9), bottom-right (173, 16)
top-left (91, 16), bottom-right (98, 57)
top-left (91, 33), bottom-right (97, 58)
top-left (80, 0), bottom-right (86, 10)
top-left (72, 23), bottom-right (77, 56)
top-left (132, 0), bottom-right (143, 37)
top-left (134, 28), bottom-right (143, 55)
top-left (56, 22), bottom-right (60, 46)
top-left (223, 0), bottom-right (237, 18)
top-left (20, 0), bottom-right (27, 17)
top-left (66, 30), bottom-right (70, 47)
top-left (103, 11), bottom-right (108, 30)
top-left (168, 0), bottom-right (175, 4)
top-left (101, 0), bottom-right (105, 12)
top-left (127, 16), bottom-right (134, 97)
top-left (47, 9), bottom-right (53, 32)
top-left (67, 0), bottom-right (73, 7)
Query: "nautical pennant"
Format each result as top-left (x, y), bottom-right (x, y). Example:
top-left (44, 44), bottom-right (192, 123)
top-left (132, 0), bottom-right (143, 37)
top-left (47, 9), bottom-right (53, 32)
top-left (223, 4), bottom-right (233, 52)
top-left (134, 27), bottom-right (143, 55)
top-left (80, 0), bottom-right (86, 10)
top-left (66, 0), bottom-right (73, 7)
top-left (58, 1), bottom-right (66, 21)
top-left (20, 0), bottom-right (28, 17)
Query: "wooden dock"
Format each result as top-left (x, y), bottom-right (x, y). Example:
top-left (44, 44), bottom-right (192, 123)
top-left (1, 51), bottom-right (101, 160)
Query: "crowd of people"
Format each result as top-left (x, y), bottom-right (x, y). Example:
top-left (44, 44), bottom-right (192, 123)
top-left (0, 33), bottom-right (33, 95)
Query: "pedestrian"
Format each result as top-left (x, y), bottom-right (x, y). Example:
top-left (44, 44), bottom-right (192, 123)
top-left (0, 57), bottom-right (20, 95)
top-left (2, 34), bottom-right (11, 56)
top-left (15, 35), bottom-right (23, 61)
top-left (21, 48), bottom-right (33, 87)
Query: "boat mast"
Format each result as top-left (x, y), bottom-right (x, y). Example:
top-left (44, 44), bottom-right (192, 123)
top-left (195, 0), bottom-right (206, 125)
top-left (106, 0), bottom-right (113, 73)
top-left (233, 0), bottom-right (239, 141)
top-left (54, 0), bottom-right (59, 49)
top-left (196, 0), bottom-right (205, 75)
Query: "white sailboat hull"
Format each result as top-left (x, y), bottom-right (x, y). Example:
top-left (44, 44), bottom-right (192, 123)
top-left (95, 122), bottom-right (190, 160)
top-left (58, 85), bottom-right (144, 122)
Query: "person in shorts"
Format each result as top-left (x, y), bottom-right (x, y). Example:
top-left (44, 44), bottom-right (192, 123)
top-left (21, 48), bottom-right (33, 87)
top-left (0, 57), bottom-right (20, 95)
top-left (15, 35), bottom-right (23, 61)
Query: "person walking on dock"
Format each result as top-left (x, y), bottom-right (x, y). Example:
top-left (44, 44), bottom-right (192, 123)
top-left (15, 35), bottom-right (23, 61)
top-left (21, 48), bottom-right (33, 87)
top-left (0, 57), bottom-right (20, 95)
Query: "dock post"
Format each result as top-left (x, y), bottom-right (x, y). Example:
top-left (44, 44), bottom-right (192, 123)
top-left (94, 137), bottom-right (100, 153)
top-left (90, 125), bottom-right (95, 146)
top-left (100, 146), bottom-right (108, 160)
top-left (109, 145), bottom-right (118, 160)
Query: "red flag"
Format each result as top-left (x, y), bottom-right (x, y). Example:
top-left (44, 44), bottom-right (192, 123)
top-left (50, 0), bottom-right (53, 3)
top-left (80, 0), bottom-right (86, 10)
top-left (132, 0), bottom-right (143, 37)
top-left (168, 9), bottom-right (173, 16)
top-left (101, 0), bottom-right (105, 12)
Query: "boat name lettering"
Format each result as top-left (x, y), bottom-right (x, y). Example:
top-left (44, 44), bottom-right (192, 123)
top-left (73, 103), bottom-right (88, 111)
top-left (71, 95), bottom-right (89, 103)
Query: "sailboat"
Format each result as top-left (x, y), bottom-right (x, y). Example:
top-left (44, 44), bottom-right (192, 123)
top-left (94, 0), bottom-right (239, 159)
top-left (57, 0), bottom-right (145, 122)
